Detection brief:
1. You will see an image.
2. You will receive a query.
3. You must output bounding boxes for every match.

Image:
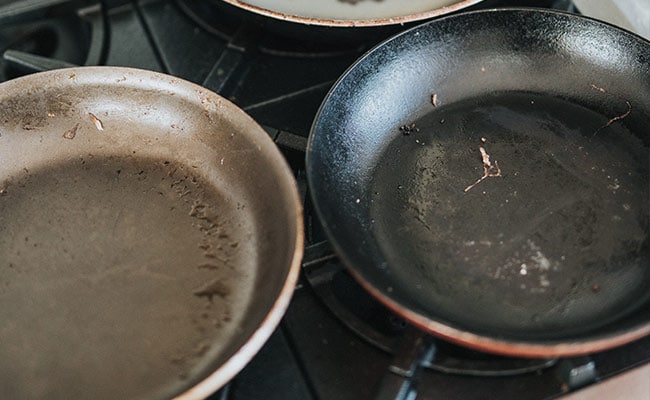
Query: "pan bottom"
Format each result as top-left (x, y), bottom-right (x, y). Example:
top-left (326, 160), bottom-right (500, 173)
top-left (369, 91), bottom-right (649, 339)
top-left (0, 156), bottom-right (257, 400)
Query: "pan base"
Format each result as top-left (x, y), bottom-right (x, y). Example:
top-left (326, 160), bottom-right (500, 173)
top-left (369, 91), bottom-right (649, 339)
top-left (0, 156), bottom-right (256, 400)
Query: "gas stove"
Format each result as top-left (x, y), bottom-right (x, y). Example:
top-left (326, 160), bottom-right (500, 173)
top-left (1, 1), bottom-right (647, 399)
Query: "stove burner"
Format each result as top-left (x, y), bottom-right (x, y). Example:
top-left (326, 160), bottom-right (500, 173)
top-left (1, 1), bottom-right (648, 399)
top-left (303, 244), bottom-right (557, 377)
top-left (176, 0), bottom-right (371, 57)
top-left (0, 0), bottom-right (107, 78)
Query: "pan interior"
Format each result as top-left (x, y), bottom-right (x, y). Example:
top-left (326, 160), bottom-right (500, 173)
top-left (0, 155), bottom-right (257, 399)
top-left (368, 91), bottom-right (649, 338)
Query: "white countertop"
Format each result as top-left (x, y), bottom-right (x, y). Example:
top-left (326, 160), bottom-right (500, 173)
top-left (574, 0), bottom-right (650, 39)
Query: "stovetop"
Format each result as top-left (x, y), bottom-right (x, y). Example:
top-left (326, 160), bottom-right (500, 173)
top-left (1, 1), bottom-right (648, 399)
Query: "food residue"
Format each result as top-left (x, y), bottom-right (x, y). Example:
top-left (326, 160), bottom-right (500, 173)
top-left (603, 101), bottom-right (631, 127)
top-left (399, 122), bottom-right (419, 136)
top-left (89, 112), bottom-right (104, 131)
top-left (464, 144), bottom-right (502, 192)
top-left (62, 123), bottom-right (79, 139)
top-left (590, 84), bottom-right (632, 135)
top-left (197, 263), bottom-right (219, 270)
top-left (431, 93), bottom-right (438, 107)
top-left (193, 278), bottom-right (230, 302)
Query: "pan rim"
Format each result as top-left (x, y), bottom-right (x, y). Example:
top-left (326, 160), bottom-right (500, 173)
top-left (306, 6), bottom-right (650, 128)
top-left (175, 224), bottom-right (303, 399)
top-left (351, 268), bottom-right (650, 358)
top-left (0, 66), bottom-right (304, 399)
top-left (306, 8), bottom-right (650, 358)
top-left (221, 0), bottom-right (483, 27)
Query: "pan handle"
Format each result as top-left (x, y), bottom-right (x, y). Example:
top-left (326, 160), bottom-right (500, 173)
top-left (374, 326), bottom-right (437, 400)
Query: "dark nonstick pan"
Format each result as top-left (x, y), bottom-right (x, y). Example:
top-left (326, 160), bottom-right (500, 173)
top-left (0, 67), bottom-right (303, 399)
top-left (307, 9), bottom-right (650, 357)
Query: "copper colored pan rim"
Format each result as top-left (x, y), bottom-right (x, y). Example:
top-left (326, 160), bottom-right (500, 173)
top-left (118, 67), bottom-right (304, 399)
top-left (350, 270), bottom-right (650, 358)
top-left (176, 219), bottom-right (304, 400)
top-left (221, 0), bottom-right (483, 27)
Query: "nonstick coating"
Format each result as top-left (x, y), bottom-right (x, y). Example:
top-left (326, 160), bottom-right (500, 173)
top-left (0, 67), bottom-right (303, 399)
top-left (307, 9), bottom-right (650, 357)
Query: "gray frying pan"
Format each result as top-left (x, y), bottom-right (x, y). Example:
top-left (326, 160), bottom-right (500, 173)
top-left (0, 67), bottom-right (303, 399)
top-left (307, 9), bottom-right (650, 357)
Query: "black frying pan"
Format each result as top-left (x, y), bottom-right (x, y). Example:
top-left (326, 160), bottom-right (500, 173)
top-left (307, 9), bottom-right (650, 357)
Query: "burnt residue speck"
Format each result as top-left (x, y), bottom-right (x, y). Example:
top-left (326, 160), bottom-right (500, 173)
top-left (193, 278), bottom-right (230, 301)
top-left (62, 123), bottom-right (79, 139)
top-left (197, 263), bottom-right (219, 270)
top-left (399, 122), bottom-right (419, 136)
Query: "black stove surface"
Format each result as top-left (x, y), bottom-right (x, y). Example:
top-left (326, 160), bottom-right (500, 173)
top-left (1, 1), bottom-right (648, 399)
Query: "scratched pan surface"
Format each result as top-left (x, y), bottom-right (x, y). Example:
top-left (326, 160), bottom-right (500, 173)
top-left (0, 67), bottom-right (302, 399)
top-left (307, 9), bottom-right (650, 357)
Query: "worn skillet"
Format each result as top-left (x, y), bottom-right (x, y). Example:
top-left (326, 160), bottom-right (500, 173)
top-left (307, 9), bottom-right (650, 357)
top-left (219, 0), bottom-right (482, 27)
top-left (0, 67), bottom-right (303, 399)
top-left (202, 0), bottom-right (483, 46)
